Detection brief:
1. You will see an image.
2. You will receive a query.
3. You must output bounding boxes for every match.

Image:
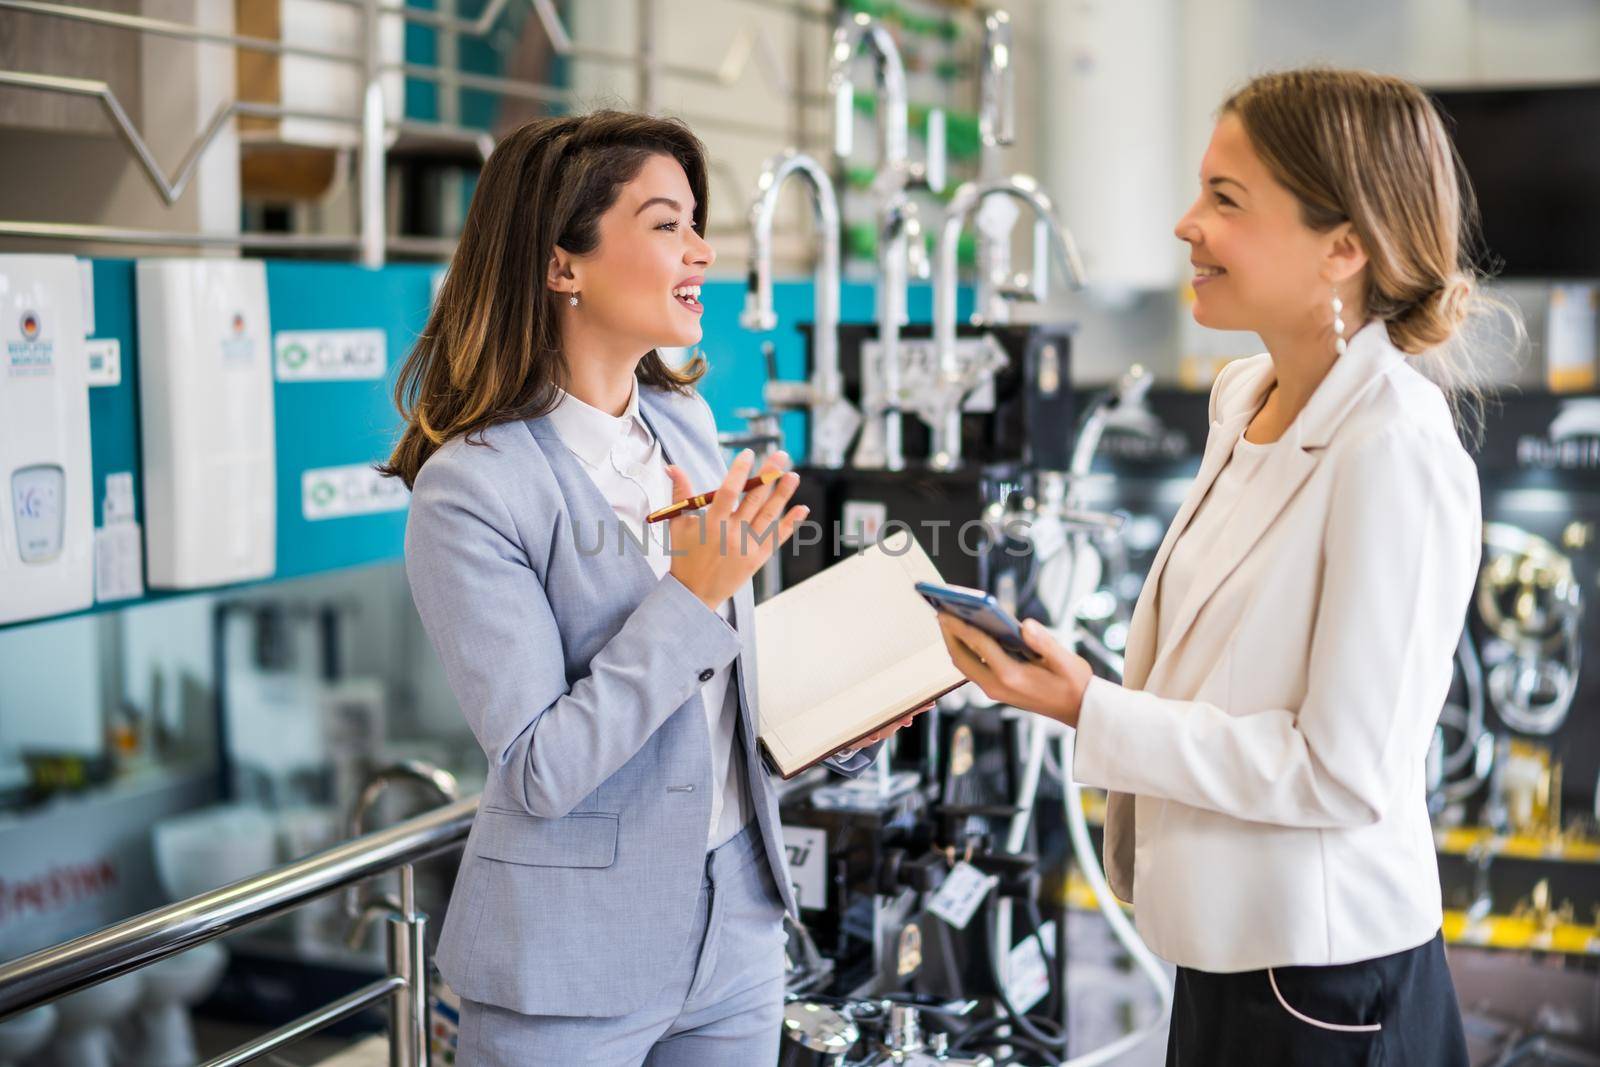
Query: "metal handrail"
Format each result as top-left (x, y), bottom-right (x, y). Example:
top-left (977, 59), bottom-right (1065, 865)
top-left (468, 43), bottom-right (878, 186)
top-left (0, 794), bottom-right (480, 1065)
top-left (0, 0), bottom-right (835, 263)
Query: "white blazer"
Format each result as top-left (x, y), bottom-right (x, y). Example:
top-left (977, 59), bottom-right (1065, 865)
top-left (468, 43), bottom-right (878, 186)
top-left (1072, 321), bottom-right (1482, 973)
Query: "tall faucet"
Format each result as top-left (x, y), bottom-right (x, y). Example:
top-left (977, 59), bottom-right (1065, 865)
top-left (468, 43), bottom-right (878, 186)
top-left (742, 149), bottom-right (848, 468)
top-left (343, 759), bottom-right (459, 939)
top-left (975, 9), bottom-right (1022, 325)
top-left (931, 175), bottom-right (1088, 470)
top-left (829, 12), bottom-right (943, 471)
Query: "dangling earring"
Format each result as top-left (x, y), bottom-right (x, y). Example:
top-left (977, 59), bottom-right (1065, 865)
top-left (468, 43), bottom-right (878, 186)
top-left (1331, 287), bottom-right (1346, 355)
top-left (569, 292), bottom-right (580, 308)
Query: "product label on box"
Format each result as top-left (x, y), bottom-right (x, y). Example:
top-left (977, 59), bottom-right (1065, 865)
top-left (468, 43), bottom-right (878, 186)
top-left (302, 463), bottom-right (409, 521)
top-left (1006, 919), bottom-right (1056, 1013)
top-left (276, 328), bottom-right (387, 381)
top-left (841, 500), bottom-right (888, 547)
top-left (782, 825), bottom-right (827, 911)
top-left (95, 523), bottom-right (144, 602)
top-left (220, 309), bottom-right (258, 365)
top-left (928, 861), bottom-right (997, 930)
top-left (7, 307), bottom-right (53, 378)
top-left (86, 338), bottom-right (120, 387)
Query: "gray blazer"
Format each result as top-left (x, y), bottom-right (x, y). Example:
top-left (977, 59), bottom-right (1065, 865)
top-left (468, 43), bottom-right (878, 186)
top-left (404, 382), bottom-right (875, 1018)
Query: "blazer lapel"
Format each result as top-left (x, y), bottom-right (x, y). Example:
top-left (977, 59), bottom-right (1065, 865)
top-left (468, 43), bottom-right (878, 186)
top-left (527, 383), bottom-right (723, 602)
top-left (1140, 322), bottom-right (1405, 678)
top-left (1120, 406), bottom-right (1252, 689)
top-left (637, 390), bottom-right (766, 750)
top-left (1150, 431), bottom-right (1319, 671)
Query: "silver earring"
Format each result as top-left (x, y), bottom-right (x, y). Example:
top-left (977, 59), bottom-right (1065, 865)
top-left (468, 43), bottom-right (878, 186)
top-left (1331, 288), bottom-right (1346, 355)
top-left (569, 293), bottom-right (579, 308)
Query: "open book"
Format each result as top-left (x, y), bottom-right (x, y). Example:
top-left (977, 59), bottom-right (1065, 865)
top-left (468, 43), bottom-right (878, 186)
top-left (755, 530), bottom-right (966, 779)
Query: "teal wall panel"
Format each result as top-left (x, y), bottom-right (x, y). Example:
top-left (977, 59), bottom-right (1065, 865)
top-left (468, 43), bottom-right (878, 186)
top-left (85, 260), bottom-right (140, 533)
top-left (264, 261), bottom-right (438, 578)
top-left (1, 258), bottom-right (962, 634)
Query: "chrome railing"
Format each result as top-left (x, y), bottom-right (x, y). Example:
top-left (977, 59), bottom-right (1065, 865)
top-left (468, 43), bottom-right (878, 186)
top-left (0, 793), bottom-right (480, 1067)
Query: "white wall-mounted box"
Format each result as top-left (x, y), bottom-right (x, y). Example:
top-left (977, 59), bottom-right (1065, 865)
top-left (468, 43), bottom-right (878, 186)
top-left (136, 259), bottom-right (276, 589)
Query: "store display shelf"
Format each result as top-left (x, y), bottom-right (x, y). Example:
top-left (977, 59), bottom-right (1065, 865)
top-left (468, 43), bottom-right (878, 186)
top-left (1435, 826), bottom-right (1600, 866)
top-left (1441, 909), bottom-right (1600, 957)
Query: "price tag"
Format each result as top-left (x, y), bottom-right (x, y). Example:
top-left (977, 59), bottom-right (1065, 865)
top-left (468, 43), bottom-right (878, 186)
top-left (928, 861), bottom-right (997, 930)
top-left (1006, 920), bottom-right (1055, 1013)
top-left (782, 826), bottom-right (827, 911)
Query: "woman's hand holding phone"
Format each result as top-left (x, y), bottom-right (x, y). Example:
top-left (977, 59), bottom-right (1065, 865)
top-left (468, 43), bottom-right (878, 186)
top-left (668, 448), bottom-right (806, 612)
top-left (937, 614), bottom-right (1095, 728)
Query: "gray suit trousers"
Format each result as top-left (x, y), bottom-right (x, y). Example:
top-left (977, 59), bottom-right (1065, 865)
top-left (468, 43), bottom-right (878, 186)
top-left (456, 820), bottom-right (786, 1066)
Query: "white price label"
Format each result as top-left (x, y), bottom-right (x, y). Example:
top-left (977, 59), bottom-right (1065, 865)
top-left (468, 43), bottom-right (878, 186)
top-left (927, 861), bottom-right (997, 930)
top-left (94, 522), bottom-right (144, 602)
top-left (841, 500), bottom-right (887, 547)
top-left (782, 826), bottom-right (827, 911)
top-left (1006, 920), bottom-right (1056, 1013)
top-left (85, 338), bottom-right (121, 387)
top-left (814, 396), bottom-right (862, 454)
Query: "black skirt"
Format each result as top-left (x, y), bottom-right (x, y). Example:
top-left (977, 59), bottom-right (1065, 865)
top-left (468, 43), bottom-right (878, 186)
top-left (1165, 931), bottom-right (1469, 1066)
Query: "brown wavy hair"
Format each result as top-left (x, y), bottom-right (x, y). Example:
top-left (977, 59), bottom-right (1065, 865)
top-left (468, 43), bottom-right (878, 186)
top-left (1222, 68), bottom-right (1521, 440)
top-left (380, 110), bottom-right (708, 489)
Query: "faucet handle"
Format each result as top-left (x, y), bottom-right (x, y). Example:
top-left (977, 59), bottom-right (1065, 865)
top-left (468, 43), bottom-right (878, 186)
top-left (981, 10), bottom-right (1016, 149)
top-left (906, 216), bottom-right (932, 282)
top-left (924, 107), bottom-right (946, 194)
top-left (834, 78), bottom-right (855, 160)
top-left (742, 280), bottom-right (778, 332)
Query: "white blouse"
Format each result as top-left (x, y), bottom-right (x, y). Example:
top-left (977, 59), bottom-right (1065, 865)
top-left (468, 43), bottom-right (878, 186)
top-left (1155, 432), bottom-right (1278, 654)
top-left (545, 383), bottom-right (750, 849)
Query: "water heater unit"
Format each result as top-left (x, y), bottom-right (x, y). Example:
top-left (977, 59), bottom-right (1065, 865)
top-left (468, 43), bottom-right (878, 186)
top-left (137, 259), bottom-right (276, 589)
top-left (0, 255), bottom-right (94, 626)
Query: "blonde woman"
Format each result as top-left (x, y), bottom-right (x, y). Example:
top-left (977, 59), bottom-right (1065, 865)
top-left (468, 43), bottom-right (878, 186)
top-left (938, 70), bottom-right (1490, 1064)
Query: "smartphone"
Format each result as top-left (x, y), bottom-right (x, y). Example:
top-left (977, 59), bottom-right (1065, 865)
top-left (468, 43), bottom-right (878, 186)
top-left (915, 581), bottom-right (1043, 663)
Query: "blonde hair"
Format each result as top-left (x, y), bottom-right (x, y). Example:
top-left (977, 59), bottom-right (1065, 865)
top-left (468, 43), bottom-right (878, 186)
top-left (1222, 68), bottom-right (1521, 439)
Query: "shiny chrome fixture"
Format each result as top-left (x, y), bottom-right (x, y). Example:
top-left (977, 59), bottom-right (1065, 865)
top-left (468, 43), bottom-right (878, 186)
top-left (741, 150), bottom-right (850, 468)
top-left (828, 11), bottom-right (945, 471)
top-left (932, 175), bottom-right (1087, 470)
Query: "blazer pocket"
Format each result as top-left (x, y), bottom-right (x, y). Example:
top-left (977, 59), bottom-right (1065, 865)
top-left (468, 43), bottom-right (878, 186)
top-left (473, 809), bottom-right (619, 869)
top-left (1266, 967), bottom-right (1382, 1034)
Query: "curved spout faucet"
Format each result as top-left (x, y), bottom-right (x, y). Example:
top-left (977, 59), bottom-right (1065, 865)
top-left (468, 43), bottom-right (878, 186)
top-left (828, 11), bottom-right (940, 471)
top-left (828, 14), bottom-right (908, 171)
top-left (931, 175), bottom-right (1088, 470)
top-left (741, 149), bottom-right (849, 468)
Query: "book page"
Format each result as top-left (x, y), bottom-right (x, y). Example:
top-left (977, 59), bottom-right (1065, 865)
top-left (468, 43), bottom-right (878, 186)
top-left (754, 531), bottom-right (963, 771)
top-left (772, 642), bottom-right (963, 762)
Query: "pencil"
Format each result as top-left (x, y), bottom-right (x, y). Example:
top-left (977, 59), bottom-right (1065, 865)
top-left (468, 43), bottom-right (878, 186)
top-left (645, 467), bottom-right (784, 523)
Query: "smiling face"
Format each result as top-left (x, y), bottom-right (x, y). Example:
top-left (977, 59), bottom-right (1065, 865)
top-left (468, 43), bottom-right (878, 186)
top-left (551, 152), bottom-right (715, 354)
top-left (1174, 114), bottom-right (1357, 341)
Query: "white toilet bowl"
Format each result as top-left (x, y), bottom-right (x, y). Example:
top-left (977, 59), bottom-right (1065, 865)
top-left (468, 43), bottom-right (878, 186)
top-left (121, 942), bottom-right (229, 1067)
top-left (44, 970), bottom-right (143, 1067)
top-left (0, 1003), bottom-right (56, 1067)
top-left (122, 804), bottom-right (277, 1067)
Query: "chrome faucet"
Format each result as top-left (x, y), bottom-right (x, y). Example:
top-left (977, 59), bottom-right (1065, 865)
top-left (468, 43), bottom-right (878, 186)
top-left (931, 175), bottom-right (1087, 470)
top-left (343, 759), bottom-right (460, 944)
top-left (974, 8), bottom-right (1020, 326)
top-left (742, 150), bottom-right (850, 468)
top-left (829, 11), bottom-right (945, 472)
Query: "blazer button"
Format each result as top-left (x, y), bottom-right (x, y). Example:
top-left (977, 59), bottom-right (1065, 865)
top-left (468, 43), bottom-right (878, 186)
top-left (698, 668), bottom-right (715, 683)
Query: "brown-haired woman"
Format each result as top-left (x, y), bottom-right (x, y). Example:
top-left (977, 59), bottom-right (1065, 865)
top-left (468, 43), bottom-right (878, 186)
top-left (389, 111), bottom-right (910, 1064)
top-left (938, 69), bottom-right (1492, 1063)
